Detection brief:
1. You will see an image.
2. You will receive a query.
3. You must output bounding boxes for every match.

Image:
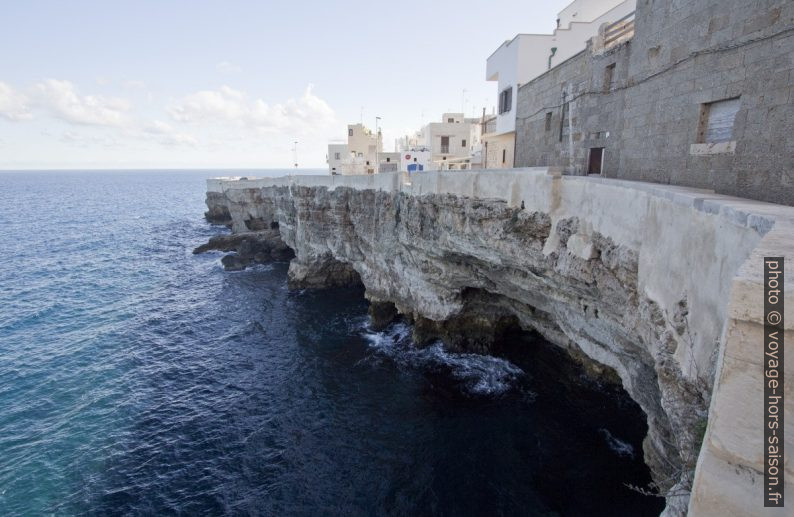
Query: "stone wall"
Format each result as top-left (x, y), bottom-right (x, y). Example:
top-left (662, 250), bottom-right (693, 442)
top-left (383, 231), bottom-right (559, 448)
top-left (204, 169), bottom-right (794, 515)
top-left (514, 0), bottom-right (794, 206)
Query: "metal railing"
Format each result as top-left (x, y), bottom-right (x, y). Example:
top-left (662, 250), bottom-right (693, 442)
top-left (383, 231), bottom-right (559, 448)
top-left (379, 163), bottom-right (399, 173)
top-left (440, 145), bottom-right (450, 154)
top-left (604, 11), bottom-right (635, 48)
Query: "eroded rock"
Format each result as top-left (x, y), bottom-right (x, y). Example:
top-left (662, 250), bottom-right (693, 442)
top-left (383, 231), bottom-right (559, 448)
top-left (202, 183), bottom-right (724, 511)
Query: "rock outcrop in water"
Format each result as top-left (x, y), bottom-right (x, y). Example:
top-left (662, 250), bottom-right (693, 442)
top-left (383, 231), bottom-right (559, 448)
top-left (193, 230), bottom-right (293, 270)
top-left (199, 170), bottom-right (794, 516)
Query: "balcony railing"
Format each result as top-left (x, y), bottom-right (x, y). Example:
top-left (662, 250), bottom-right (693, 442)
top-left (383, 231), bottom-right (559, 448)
top-left (379, 163), bottom-right (399, 173)
top-left (440, 145), bottom-right (450, 154)
top-left (603, 11), bottom-right (635, 48)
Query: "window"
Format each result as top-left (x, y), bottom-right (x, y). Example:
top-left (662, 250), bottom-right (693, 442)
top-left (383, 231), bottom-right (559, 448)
top-left (545, 112), bottom-right (552, 131)
top-left (502, 149), bottom-right (506, 164)
top-left (461, 139), bottom-right (467, 148)
top-left (334, 152), bottom-right (340, 160)
top-left (697, 97), bottom-right (741, 143)
top-left (559, 101), bottom-right (568, 142)
top-left (440, 136), bottom-right (450, 154)
top-left (348, 128), bottom-right (353, 136)
top-left (498, 87), bottom-right (512, 114)
top-left (386, 157), bottom-right (391, 162)
top-left (588, 148), bottom-right (604, 175)
top-left (604, 63), bottom-right (616, 91)
top-left (447, 117), bottom-right (454, 123)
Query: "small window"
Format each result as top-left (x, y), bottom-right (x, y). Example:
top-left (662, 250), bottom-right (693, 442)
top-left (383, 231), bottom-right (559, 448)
top-left (348, 128), bottom-right (353, 136)
top-left (588, 147), bottom-right (604, 175)
top-left (559, 101), bottom-right (568, 142)
top-left (440, 136), bottom-right (450, 154)
top-left (604, 63), bottom-right (616, 91)
top-left (386, 157), bottom-right (391, 162)
top-left (366, 161), bottom-right (370, 165)
top-left (498, 87), bottom-right (512, 114)
top-left (447, 118), bottom-right (454, 123)
top-left (461, 139), bottom-right (467, 148)
top-left (698, 97), bottom-right (741, 143)
top-left (334, 152), bottom-right (340, 160)
top-left (545, 112), bottom-right (552, 131)
top-left (502, 149), bottom-right (506, 164)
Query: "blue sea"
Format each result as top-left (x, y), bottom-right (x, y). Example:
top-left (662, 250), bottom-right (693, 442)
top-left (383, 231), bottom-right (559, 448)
top-left (0, 170), bottom-right (663, 516)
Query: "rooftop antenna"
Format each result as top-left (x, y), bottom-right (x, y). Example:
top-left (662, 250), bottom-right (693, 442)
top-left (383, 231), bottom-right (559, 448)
top-left (292, 141), bottom-right (298, 169)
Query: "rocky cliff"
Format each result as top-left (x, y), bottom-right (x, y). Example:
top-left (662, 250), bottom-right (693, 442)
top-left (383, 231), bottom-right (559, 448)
top-left (201, 170), bottom-right (794, 515)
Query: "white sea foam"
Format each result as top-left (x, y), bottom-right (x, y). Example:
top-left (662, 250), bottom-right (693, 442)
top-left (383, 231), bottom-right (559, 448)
top-left (360, 322), bottom-right (524, 396)
top-left (599, 428), bottom-right (635, 458)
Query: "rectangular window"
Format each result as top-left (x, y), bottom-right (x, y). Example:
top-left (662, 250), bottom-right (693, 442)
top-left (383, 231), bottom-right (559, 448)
top-left (447, 118), bottom-right (454, 123)
top-left (545, 112), bottom-right (552, 131)
top-left (698, 97), bottom-right (741, 143)
top-left (334, 152), bottom-right (340, 160)
top-left (604, 63), bottom-right (616, 91)
top-left (498, 87), bottom-right (512, 114)
top-left (461, 139), bottom-right (467, 148)
top-left (348, 128), bottom-right (353, 136)
top-left (502, 149), bottom-right (506, 164)
top-left (440, 136), bottom-right (450, 154)
top-left (559, 101), bottom-right (568, 142)
top-left (386, 157), bottom-right (391, 162)
top-left (588, 147), bottom-right (604, 175)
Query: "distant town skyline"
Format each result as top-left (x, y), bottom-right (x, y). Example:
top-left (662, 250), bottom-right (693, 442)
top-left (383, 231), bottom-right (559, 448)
top-left (0, 0), bottom-right (570, 169)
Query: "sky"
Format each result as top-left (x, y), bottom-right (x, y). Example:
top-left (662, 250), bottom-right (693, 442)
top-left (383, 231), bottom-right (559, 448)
top-left (0, 0), bottom-right (569, 169)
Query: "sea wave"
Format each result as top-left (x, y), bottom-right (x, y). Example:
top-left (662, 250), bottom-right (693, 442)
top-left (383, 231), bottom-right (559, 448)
top-left (360, 322), bottom-right (524, 396)
top-left (599, 428), bottom-right (635, 458)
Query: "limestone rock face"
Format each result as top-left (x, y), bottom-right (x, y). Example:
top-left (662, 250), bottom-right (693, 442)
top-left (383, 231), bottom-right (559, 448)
top-left (202, 173), bottom-right (793, 516)
top-left (204, 191), bottom-right (232, 225)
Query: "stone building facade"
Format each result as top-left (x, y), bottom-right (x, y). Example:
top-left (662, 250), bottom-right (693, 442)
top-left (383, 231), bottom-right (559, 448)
top-left (514, 0), bottom-right (794, 206)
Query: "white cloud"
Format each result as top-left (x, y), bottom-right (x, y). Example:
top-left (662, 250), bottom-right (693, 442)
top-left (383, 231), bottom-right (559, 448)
top-left (33, 79), bottom-right (131, 127)
top-left (0, 81), bottom-right (32, 121)
top-left (142, 120), bottom-right (198, 147)
top-left (216, 61), bottom-right (242, 74)
top-left (122, 80), bottom-right (147, 90)
top-left (168, 84), bottom-right (335, 134)
top-left (57, 130), bottom-right (119, 148)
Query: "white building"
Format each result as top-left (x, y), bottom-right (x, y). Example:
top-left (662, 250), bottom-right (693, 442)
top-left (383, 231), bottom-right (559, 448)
top-left (378, 152), bottom-right (401, 173)
top-left (327, 123), bottom-right (383, 175)
top-left (483, 0), bottom-right (635, 168)
top-left (419, 113), bottom-right (482, 170)
top-left (400, 147), bottom-right (433, 173)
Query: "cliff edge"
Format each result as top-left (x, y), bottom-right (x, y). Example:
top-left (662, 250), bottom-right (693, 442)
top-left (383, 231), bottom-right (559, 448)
top-left (201, 169), bottom-right (793, 515)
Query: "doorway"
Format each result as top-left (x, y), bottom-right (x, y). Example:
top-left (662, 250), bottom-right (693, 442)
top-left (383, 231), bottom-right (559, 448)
top-left (588, 147), bottom-right (604, 175)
